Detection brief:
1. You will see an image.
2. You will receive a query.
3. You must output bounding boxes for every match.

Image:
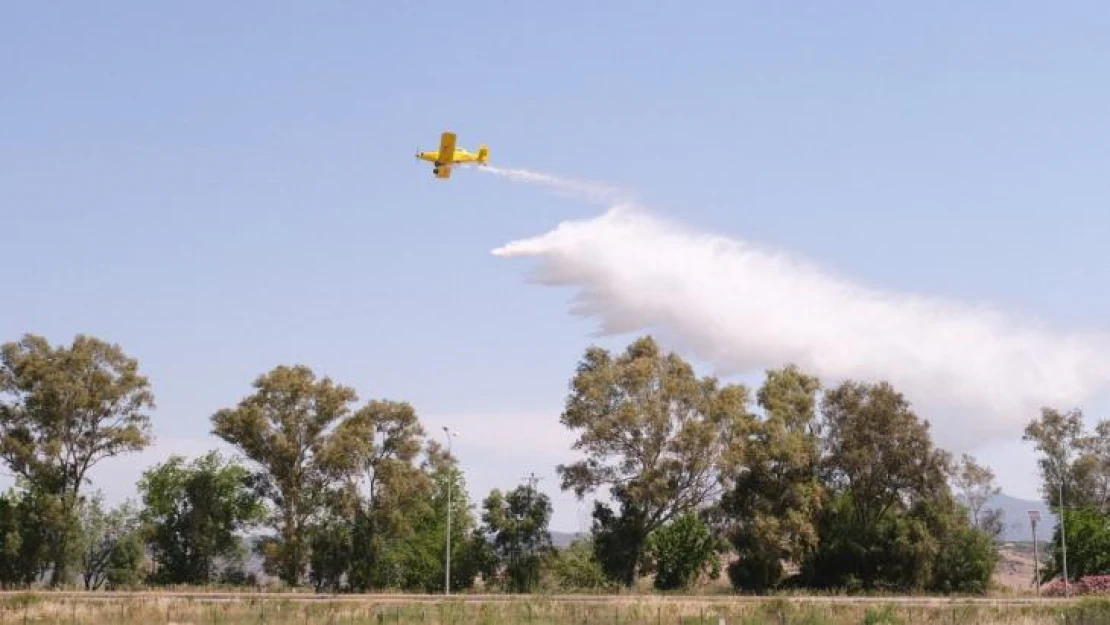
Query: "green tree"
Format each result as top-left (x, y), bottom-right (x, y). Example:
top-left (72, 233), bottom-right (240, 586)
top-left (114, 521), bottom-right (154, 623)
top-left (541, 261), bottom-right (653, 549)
top-left (307, 515), bottom-right (352, 592)
top-left (210, 365), bottom-right (359, 586)
top-left (0, 334), bottom-right (154, 585)
top-left (1023, 407), bottom-right (1086, 509)
top-left (557, 336), bottom-right (752, 586)
top-left (723, 365), bottom-right (823, 592)
top-left (385, 455), bottom-right (489, 592)
top-left (307, 437), bottom-right (491, 593)
top-left (328, 399), bottom-right (430, 592)
top-left (952, 453), bottom-right (1003, 538)
top-left (1024, 412), bottom-right (1110, 516)
top-left (1041, 507), bottom-right (1110, 582)
top-left (819, 380), bottom-right (952, 527)
top-left (0, 487), bottom-right (53, 588)
top-left (105, 532), bottom-right (144, 589)
top-left (589, 495), bottom-right (648, 587)
top-left (75, 493), bottom-right (141, 590)
top-left (481, 482), bottom-right (554, 592)
top-left (799, 379), bottom-right (967, 592)
top-left (645, 511), bottom-right (722, 591)
top-left (138, 451), bottom-right (265, 585)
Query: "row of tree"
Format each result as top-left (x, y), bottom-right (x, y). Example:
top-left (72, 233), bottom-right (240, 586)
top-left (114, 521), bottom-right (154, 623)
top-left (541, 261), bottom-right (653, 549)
top-left (0, 332), bottom-right (1079, 594)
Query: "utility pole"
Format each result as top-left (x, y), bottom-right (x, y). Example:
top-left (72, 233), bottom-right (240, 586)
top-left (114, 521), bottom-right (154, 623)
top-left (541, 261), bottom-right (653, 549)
top-left (442, 426), bottom-right (458, 596)
top-left (1028, 510), bottom-right (1041, 595)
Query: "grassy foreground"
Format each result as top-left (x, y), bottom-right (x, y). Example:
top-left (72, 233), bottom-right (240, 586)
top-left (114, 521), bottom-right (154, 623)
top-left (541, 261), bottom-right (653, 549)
top-left (0, 593), bottom-right (1107, 625)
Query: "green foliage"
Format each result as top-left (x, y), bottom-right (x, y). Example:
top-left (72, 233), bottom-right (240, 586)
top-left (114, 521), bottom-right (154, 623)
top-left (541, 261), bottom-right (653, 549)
top-left (645, 511), bottom-right (721, 590)
top-left (1023, 407), bottom-right (1086, 508)
top-left (1042, 507), bottom-right (1110, 582)
top-left (329, 399), bottom-right (433, 592)
top-left (557, 336), bottom-right (752, 586)
top-left (860, 606), bottom-right (905, 625)
top-left (105, 532), bottom-right (144, 589)
top-left (547, 538), bottom-right (611, 591)
top-left (930, 521), bottom-right (999, 594)
top-left (724, 365), bottom-right (823, 592)
top-left (589, 497), bottom-right (648, 587)
top-left (1024, 408), bottom-right (1110, 521)
top-left (306, 449), bottom-right (490, 594)
top-left (383, 465), bottom-right (486, 593)
top-left (138, 451), bottom-right (264, 585)
top-left (0, 489), bottom-right (52, 588)
top-left (307, 516), bottom-right (352, 592)
top-left (75, 492), bottom-right (141, 590)
top-left (795, 379), bottom-right (998, 594)
top-left (481, 483), bottom-right (554, 592)
top-left (210, 365), bottom-right (361, 586)
top-left (0, 333), bottom-right (154, 585)
top-left (800, 491), bottom-right (935, 591)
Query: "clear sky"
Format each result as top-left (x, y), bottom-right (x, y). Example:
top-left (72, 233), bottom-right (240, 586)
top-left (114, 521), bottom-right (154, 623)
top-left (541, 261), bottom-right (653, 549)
top-left (4, 2), bottom-right (1110, 532)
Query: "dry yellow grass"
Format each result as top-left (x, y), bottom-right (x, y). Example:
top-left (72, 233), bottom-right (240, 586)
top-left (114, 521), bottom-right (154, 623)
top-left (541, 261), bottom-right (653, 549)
top-left (0, 592), bottom-right (1104, 625)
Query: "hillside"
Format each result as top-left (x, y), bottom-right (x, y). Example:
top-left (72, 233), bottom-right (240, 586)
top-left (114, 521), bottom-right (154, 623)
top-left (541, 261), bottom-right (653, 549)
top-left (989, 492), bottom-right (1056, 542)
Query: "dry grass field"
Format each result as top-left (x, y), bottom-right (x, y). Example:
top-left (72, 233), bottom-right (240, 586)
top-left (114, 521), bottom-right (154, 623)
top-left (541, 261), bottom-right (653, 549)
top-left (0, 592), bottom-right (1104, 625)
top-left (0, 543), bottom-right (1078, 624)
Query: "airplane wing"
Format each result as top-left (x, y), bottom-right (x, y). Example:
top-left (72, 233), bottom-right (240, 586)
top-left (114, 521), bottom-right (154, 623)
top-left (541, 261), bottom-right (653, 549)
top-left (436, 132), bottom-right (457, 164)
top-left (435, 164), bottom-right (452, 179)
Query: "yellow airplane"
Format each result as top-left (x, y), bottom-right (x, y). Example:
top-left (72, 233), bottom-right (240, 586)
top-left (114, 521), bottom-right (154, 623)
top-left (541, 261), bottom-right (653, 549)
top-left (415, 131), bottom-right (489, 179)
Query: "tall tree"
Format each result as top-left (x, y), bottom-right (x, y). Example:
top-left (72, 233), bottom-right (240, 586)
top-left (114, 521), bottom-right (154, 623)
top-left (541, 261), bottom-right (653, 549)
top-left (722, 365), bottom-right (824, 591)
top-left (138, 451), bottom-right (264, 585)
top-left (557, 336), bottom-right (752, 585)
top-left (331, 399), bottom-right (429, 590)
top-left (952, 453), bottom-right (1003, 537)
top-left (0, 333), bottom-right (154, 585)
top-left (820, 380), bottom-right (951, 526)
top-left (1023, 407), bottom-right (1086, 509)
top-left (481, 482), bottom-right (554, 592)
top-left (307, 400), bottom-right (432, 592)
top-left (800, 379), bottom-right (961, 591)
top-left (388, 444), bottom-right (490, 593)
top-left (210, 365), bottom-right (357, 586)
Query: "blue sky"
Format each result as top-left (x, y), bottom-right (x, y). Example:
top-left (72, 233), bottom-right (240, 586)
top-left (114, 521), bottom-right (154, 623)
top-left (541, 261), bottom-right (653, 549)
top-left (4, 2), bottom-right (1110, 531)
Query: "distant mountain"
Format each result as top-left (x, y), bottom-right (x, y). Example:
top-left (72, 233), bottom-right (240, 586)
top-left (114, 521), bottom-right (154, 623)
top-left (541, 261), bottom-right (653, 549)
top-left (551, 531), bottom-right (585, 548)
top-left (988, 492), bottom-right (1057, 542)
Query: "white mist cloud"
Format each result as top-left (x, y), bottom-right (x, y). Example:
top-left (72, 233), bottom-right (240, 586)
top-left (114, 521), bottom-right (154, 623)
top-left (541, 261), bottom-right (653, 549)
top-left (493, 205), bottom-right (1110, 450)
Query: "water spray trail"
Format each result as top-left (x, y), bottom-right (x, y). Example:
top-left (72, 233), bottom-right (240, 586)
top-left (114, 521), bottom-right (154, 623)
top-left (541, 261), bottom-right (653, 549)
top-left (491, 200), bottom-right (1110, 451)
top-left (479, 165), bottom-right (633, 207)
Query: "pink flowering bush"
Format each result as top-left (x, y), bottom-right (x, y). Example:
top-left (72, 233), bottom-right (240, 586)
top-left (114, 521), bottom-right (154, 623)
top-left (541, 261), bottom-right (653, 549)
top-left (1043, 575), bottom-right (1110, 596)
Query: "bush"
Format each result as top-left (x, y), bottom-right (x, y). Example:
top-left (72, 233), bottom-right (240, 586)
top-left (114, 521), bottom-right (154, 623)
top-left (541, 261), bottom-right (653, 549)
top-left (547, 538), bottom-right (611, 591)
top-left (929, 525), bottom-right (998, 594)
top-left (645, 512), bottom-right (721, 591)
top-left (1044, 575), bottom-right (1110, 596)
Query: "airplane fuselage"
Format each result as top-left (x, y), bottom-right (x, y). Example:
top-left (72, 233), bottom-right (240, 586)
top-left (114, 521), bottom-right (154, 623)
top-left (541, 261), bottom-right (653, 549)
top-left (415, 148), bottom-right (484, 166)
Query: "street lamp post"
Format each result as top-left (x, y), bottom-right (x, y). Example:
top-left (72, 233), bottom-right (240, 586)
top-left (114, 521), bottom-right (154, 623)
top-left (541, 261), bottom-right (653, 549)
top-left (1028, 510), bottom-right (1041, 595)
top-left (442, 426), bottom-right (457, 596)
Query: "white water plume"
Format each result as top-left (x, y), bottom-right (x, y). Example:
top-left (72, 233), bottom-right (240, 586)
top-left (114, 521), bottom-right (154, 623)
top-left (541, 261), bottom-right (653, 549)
top-left (492, 200), bottom-right (1110, 449)
top-left (479, 165), bottom-right (631, 206)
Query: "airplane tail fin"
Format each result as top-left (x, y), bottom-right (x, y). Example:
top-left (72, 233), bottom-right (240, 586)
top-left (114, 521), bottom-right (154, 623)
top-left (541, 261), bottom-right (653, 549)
top-left (478, 144), bottom-right (489, 163)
